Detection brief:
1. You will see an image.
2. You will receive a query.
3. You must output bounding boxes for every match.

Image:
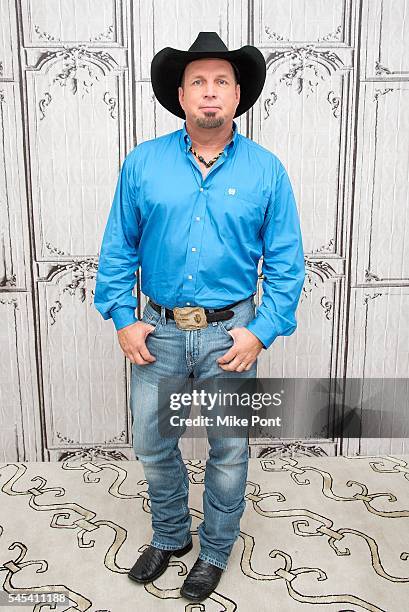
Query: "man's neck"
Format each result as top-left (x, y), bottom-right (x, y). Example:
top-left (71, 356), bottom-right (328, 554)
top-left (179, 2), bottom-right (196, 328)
top-left (186, 120), bottom-right (234, 151)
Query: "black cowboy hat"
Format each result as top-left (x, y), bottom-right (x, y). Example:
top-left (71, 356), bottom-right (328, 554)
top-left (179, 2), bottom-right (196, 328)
top-left (150, 32), bottom-right (266, 119)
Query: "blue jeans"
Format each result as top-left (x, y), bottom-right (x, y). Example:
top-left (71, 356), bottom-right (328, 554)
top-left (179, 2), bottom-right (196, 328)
top-left (130, 295), bottom-right (257, 570)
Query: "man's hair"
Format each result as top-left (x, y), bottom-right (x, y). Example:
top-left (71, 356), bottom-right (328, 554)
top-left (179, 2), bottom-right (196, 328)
top-left (179, 60), bottom-right (240, 88)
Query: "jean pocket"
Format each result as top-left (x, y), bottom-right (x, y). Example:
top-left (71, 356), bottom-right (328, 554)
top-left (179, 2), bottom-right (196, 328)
top-left (217, 318), bottom-right (235, 339)
top-left (141, 304), bottom-right (162, 334)
top-left (217, 301), bottom-right (256, 338)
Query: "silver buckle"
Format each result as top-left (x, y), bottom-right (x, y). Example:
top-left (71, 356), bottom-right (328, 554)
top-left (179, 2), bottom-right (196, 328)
top-left (173, 306), bottom-right (208, 330)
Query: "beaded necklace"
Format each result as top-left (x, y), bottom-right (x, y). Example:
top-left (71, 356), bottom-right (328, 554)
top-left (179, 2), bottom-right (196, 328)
top-left (189, 130), bottom-right (233, 169)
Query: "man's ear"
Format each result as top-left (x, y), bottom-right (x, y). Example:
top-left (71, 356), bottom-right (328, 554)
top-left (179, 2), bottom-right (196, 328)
top-left (178, 85), bottom-right (184, 105)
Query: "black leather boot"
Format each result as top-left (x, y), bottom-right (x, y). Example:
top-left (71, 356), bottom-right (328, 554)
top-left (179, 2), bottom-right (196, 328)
top-left (128, 539), bottom-right (193, 583)
top-left (180, 558), bottom-right (224, 601)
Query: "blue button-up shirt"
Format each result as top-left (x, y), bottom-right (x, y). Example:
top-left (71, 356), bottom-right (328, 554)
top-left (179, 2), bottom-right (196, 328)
top-left (94, 120), bottom-right (305, 349)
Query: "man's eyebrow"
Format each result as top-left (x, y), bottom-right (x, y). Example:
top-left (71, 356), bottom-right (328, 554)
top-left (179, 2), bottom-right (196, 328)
top-left (189, 74), bottom-right (231, 79)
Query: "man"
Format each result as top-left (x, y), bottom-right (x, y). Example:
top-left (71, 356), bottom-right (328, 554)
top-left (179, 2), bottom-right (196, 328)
top-left (94, 32), bottom-right (305, 602)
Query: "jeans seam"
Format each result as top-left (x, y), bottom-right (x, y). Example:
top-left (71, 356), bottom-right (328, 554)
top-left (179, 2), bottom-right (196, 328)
top-left (198, 552), bottom-right (227, 570)
top-left (151, 540), bottom-right (191, 551)
top-left (178, 459), bottom-right (189, 516)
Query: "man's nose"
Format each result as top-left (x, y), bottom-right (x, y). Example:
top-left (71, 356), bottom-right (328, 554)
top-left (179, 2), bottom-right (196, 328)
top-left (203, 84), bottom-right (217, 97)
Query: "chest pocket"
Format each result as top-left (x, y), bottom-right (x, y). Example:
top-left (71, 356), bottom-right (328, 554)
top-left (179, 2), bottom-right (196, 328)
top-left (222, 186), bottom-right (268, 231)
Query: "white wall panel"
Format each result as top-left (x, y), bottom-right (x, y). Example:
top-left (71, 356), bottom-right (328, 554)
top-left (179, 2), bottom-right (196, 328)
top-left (352, 82), bottom-right (409, 286)
top-left (0, 294), bottom-right (42, 461)
top-left (0, 0), bottom-right (407, 461)
top-left (361, 0), bottom-right (409, 79)
top-left (20, 0), bottom-right (124, 46)
top-left (253, 0), bottom-right (352, 46)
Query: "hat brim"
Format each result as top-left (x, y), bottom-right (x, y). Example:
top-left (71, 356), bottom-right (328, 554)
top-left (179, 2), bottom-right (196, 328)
top-left (150, 46), bottom-right (266, 119)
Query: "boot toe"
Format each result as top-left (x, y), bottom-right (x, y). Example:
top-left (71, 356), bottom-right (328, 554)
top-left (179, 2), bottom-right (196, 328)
top-left (180, 558), bottom-right (224, 601)
top-left (128, 540), bottom-right (193, 584)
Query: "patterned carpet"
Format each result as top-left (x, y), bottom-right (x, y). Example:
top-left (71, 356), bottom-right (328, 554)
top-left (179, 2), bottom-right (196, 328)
top-left (1, 455), bottom-right (409, 611)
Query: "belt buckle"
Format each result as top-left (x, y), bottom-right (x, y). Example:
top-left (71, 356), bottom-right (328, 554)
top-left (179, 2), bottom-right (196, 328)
top-left (173, 306), bottom-right (208, 330)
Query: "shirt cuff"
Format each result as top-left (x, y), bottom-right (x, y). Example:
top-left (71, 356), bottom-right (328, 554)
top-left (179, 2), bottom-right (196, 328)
top-left (111, 307), bottom-right (138, 331)
top-left (245, 316), bottom-right (278, 350)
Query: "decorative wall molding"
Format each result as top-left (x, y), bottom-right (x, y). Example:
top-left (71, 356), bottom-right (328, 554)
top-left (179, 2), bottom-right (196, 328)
top-left (46, 259), bottom-right (98, 325)
top-left (363, 293), bottom-right (383, 306)
top-left (0, 297), bottom-right (18, 309)
top-left (373, 87), bottom-right (394, 101)
top-left (33, 25), bottom-right (61, 43)
top-left (35, 46), bottom-right (119, 122)
top-left (305, 258), bottom-right (338, 283)
top-left (365, 269), bottom-right (382, 282)
top-left (311, 239), bottom-right (335, 254)
top-left (55, 430), bottom-right (126, 446)
top-left (58, 448), bottom-right (129, 462)
top-left (258, 442), bottom-right (329, 458)
top-left (33, 45), bottom-right (119, 75)
top-left (265, 46), bottom-right (345, 96)
top-left (318, 26), bottom-right (343, 43)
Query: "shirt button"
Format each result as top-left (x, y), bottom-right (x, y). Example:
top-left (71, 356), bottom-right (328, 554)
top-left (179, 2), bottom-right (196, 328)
top-left (199, 187), bottom-right (204, 192)
top-left (195, 216), bottom-right (201, 221)
top-left (188, 275), bottom-right (193, 279)
top-left (191, 247), bottom-right (197, 252)
top-left (186, 302), bottom-right (191, 306)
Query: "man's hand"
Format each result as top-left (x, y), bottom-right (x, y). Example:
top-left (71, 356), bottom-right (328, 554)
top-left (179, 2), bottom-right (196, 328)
top-left (117, 321), bottom-right (157, 365)
top-left (217, 327), bottom-right (263, 372)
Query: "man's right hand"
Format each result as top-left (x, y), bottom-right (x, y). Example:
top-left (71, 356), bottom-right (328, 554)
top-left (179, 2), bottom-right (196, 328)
top-left (117, 321), bottom-right (157, 365)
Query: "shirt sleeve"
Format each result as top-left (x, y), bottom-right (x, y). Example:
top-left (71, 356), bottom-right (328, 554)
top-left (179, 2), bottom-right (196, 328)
top-left (94, 152), bottom-right (141, 330)
top-left (245, 160), bottom-right (305, 349)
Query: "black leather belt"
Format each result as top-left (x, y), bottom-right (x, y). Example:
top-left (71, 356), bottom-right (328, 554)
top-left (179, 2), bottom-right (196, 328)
top-left (148, 297), bottom-right (249, 323)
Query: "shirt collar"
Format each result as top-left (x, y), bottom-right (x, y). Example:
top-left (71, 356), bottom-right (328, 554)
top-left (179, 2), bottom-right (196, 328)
top-left (180, 119), bottom-right (239, 155)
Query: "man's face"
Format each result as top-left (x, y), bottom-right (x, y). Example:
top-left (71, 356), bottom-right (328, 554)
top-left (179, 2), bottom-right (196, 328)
top-left (178, 58), bottom-right (240, 130)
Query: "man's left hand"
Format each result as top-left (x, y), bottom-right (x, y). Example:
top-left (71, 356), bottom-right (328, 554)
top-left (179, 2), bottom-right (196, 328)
top-left (217, 327), bottom-right (264, 372)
